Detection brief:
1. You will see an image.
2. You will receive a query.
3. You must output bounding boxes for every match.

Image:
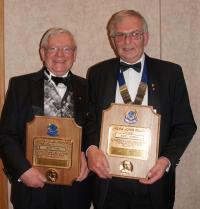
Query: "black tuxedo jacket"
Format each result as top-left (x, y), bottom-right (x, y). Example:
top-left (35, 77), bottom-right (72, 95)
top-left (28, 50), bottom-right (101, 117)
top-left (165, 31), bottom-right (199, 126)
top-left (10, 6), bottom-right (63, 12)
top-left (86, 55), bottom-right (196, 209)
top-left (0, 67), bottom-right (88, 182)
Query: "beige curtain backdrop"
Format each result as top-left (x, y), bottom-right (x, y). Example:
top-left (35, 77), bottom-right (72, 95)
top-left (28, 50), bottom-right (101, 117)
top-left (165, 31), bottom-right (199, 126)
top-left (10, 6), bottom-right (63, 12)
top-left (1, 0), bottom-right (199, 209)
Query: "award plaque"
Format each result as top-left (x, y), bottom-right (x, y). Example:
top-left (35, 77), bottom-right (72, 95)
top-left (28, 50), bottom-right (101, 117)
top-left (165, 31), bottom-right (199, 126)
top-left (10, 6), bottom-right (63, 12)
top-left (26, 116), bottom-right (82, 185)
top-left (100, 103), bottom-right (160, 179)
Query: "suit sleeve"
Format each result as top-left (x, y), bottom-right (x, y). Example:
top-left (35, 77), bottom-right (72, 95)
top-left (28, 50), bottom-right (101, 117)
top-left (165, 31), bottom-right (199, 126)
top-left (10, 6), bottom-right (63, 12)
top-left (84, 68), bottom-right (100, 149)
top-left (160, 66), bottom-right (197, 170)
top-left (0, 78), bottom-right (31, 182)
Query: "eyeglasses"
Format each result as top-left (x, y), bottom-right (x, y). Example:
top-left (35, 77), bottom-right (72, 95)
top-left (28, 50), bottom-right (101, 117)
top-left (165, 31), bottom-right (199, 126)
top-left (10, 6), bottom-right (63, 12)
top-left (111, 30), bottom-right (144, 42)
top-left (46, 47), bottom-right (75, 55)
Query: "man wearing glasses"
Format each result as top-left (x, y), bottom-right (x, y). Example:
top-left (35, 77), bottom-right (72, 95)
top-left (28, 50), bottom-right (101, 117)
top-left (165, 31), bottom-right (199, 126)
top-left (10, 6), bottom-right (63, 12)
top-left (0, 28), bottom-right (91, 209)
top-left (86, 10), bottom-right (196, 209)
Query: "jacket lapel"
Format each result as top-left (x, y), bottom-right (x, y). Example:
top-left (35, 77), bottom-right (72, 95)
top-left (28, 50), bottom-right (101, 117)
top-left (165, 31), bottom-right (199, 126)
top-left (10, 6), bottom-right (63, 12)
top-left (30, 68), bottom-right (44, 115)
top-left (102, 58), bottom-right (119, 109)
top-left (146, 55), bottom-right (161, 114)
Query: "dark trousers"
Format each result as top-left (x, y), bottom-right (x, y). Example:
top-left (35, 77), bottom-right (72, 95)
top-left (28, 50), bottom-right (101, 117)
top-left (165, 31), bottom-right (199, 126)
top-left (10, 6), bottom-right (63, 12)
top-left (103, 177), bottom-right (154, 209)
top-left (11, 177), bottom-right (91, 209)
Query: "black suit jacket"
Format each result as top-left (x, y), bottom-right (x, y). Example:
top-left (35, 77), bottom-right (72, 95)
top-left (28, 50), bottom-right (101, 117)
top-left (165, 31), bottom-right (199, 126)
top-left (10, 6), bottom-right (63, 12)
top-left (86, 55), bottom-right (197, 209)
top-left (0, 67), bottom-right (88, 182)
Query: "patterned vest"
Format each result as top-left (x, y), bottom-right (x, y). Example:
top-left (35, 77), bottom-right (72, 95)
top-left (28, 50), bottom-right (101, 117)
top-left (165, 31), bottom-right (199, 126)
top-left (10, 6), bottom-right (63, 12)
top-left (44, 79), bottom-right (75, 118)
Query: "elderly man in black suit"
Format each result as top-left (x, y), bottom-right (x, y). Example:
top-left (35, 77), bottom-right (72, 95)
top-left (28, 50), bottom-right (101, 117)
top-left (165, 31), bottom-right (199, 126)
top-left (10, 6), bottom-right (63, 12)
top-left (86, 10), bottom-right (196, 209)
top-left (0, 28), bottom-right (91, 209)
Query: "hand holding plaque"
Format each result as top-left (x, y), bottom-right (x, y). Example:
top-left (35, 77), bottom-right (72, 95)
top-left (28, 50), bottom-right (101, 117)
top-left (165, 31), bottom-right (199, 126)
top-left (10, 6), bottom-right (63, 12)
top-left (100, 104), bottom-right (160, 179)
top-left (26, 116), bottom-right (82, 185)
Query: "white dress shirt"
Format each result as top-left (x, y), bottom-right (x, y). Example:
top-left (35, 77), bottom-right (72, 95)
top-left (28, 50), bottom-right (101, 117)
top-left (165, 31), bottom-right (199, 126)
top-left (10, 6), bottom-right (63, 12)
top-left (115, 54), bottom-right (148, 105)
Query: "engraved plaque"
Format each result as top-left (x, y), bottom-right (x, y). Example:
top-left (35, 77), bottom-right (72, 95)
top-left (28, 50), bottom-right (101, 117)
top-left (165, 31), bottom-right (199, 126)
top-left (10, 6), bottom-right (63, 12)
top-left (33, 138), bottom-right (72, 168)
top-left (26, 116), bottom-right (82, 185)
top-left (100, 104), bottom-right (160, 179)
top-left (108, 125), bottom-right (151, 160)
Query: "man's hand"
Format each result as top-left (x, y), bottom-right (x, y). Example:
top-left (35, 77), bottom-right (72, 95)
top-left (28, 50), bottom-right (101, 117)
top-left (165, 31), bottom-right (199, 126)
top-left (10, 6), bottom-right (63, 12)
top-left (76, 152), bottom-right (90, 181)
top-left (139, 157), bottom-right (170, 184)
top-left (87, 146), bottom-right (111, 179)
top-left (20, 167), bottom-right (46, 188)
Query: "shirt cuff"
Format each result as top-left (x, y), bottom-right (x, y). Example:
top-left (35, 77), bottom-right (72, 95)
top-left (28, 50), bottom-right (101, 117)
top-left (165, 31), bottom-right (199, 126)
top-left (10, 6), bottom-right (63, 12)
top-left (163, 157), bottom-right (171, 172)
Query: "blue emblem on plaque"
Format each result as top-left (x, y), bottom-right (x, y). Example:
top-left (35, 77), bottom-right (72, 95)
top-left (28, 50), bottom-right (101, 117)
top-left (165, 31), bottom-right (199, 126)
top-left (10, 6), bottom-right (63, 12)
top-left (124, 110), bottom-right (137, 124)
top-left (47, 123), bottom-right (58, 136)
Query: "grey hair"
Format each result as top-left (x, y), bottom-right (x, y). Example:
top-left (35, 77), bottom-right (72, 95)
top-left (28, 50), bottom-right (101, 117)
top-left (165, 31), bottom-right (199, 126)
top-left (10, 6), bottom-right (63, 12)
top-left (107, 10), bottom-right (148, 37)
top-left (40, 27), bottom-right (77, 49)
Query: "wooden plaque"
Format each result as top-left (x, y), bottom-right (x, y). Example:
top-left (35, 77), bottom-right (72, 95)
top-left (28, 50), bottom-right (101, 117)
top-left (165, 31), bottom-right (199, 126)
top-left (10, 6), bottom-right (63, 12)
top-left (26, 116), bottom-right (82, 185)
top-left (100, 104), bottom-right (160, 179)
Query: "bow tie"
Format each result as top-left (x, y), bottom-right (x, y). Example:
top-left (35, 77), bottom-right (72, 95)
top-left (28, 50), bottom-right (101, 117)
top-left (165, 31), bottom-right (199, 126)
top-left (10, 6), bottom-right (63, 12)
top-left (51, 76), bottom-right (69, 86)
top-left (120, 62), bottom-right (141, 73)
top-left (44, 69), bottom-right (70, 86)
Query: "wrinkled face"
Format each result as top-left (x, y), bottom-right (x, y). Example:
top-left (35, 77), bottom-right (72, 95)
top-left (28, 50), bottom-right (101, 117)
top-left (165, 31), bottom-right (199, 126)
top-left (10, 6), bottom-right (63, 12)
top-left (111, 16), bottom-right (149, 63)
top-left (40, 33), bottom-right (76, 76)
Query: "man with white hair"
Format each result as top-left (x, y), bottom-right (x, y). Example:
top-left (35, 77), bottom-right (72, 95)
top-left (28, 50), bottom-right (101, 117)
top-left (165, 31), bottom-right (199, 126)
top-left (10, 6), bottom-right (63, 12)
top-left (0, 28), bottom-right (91, 209)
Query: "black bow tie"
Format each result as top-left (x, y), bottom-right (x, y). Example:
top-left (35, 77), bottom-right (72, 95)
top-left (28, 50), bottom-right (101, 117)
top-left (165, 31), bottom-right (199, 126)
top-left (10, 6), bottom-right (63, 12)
top-left (120, 62), bottom-right (141, 73)
top-left (51, 76), bottom-right (69, 86)
top-left (44, 69), bottom-right (70, 86)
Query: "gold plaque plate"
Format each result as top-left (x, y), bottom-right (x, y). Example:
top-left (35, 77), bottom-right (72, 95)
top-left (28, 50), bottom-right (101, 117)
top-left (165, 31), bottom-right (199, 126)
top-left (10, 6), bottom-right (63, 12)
top-left (108, 125), bottom-right (151, 160)
top-left (33, 137), bottom-right (72, 168)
